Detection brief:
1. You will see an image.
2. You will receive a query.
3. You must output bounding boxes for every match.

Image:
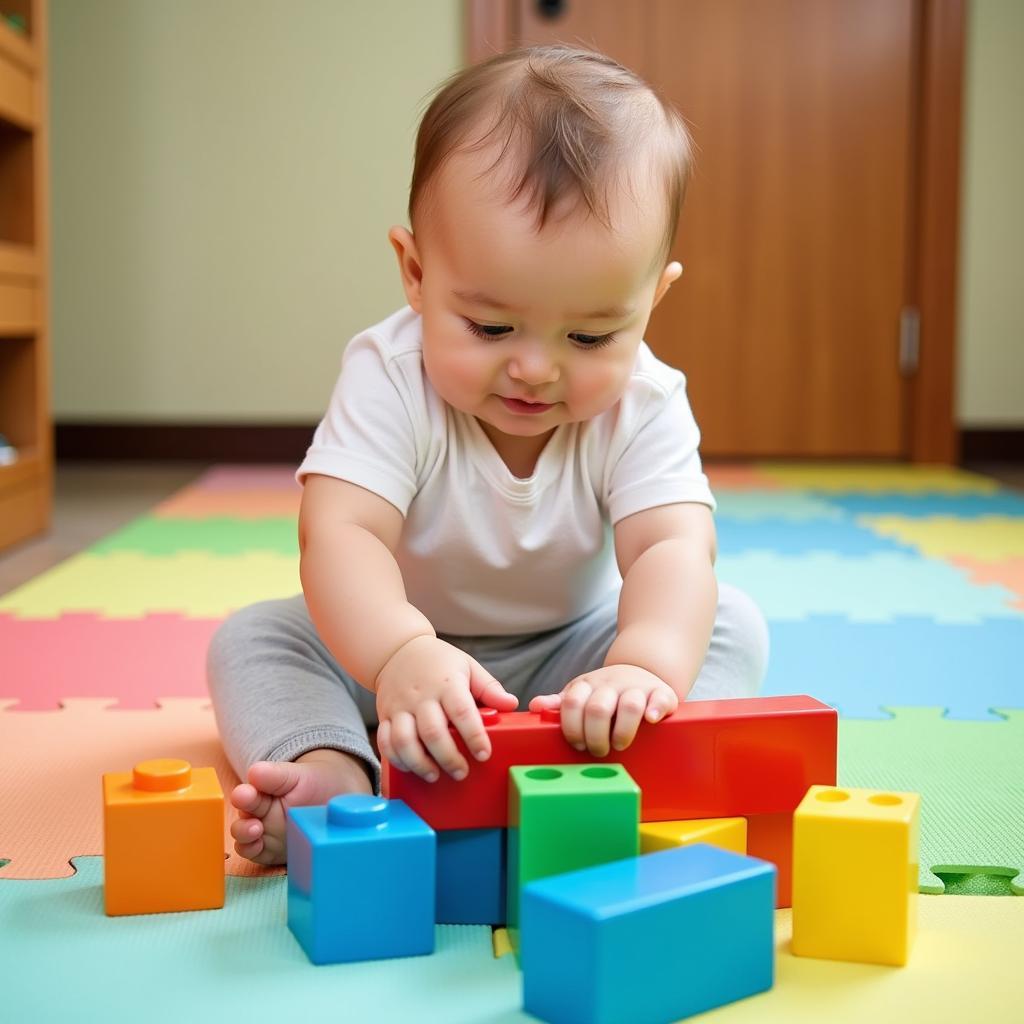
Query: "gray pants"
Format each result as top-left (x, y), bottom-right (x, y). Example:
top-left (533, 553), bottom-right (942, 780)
top-left (207, 583), bottom-right (769, 794)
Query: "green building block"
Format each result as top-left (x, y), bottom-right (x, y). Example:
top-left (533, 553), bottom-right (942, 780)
top-left (507, 764), bottom-right (640, 950)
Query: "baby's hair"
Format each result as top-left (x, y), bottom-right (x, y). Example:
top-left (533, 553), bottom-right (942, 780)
top-left (408, 44), bottom-right (694, 274)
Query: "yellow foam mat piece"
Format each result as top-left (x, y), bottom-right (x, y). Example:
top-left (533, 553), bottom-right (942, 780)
top-left (863, 516), bottom-right (1024, 561)
top-left (757, 463), bottom-right (999, 494)
top-left (700, 899), bottom-right (1024, 1021)
top-left (0, 550), bottom-right (299, 618)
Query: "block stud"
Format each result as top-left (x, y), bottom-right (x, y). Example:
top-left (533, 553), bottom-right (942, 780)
top-left (327, 793), bottom-right (389, 829)
top-left (132, 758), bottom-right (192, 792)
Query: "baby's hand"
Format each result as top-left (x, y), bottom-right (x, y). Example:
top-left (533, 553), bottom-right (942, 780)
top-left (375, 635), bottom-right (518, 783)
top-left (529, 665), bottom-right (678, 757)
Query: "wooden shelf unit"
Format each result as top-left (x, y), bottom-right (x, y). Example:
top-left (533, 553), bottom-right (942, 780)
top-left (0, 0), bottom-right (50, 552)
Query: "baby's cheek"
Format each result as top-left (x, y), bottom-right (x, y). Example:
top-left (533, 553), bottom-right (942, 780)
top-left (572, 363), bottom-right (629, 412)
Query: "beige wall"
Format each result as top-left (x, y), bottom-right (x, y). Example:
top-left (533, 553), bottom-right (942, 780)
top-left (957, 0), bottom-right (1024, 426)
top-left (50, 0), bottom-right (461, 421)
top-left (50, 1), bottom-right (1021, 428)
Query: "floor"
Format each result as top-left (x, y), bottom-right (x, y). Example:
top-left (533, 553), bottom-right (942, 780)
top-left (0, 462), bottom-right (210, 597)
top-left (0, 459), bottom-right (1021, 599)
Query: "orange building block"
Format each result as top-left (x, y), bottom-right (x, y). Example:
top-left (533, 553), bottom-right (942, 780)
top-left (102, 758), bottom-right (225, 916)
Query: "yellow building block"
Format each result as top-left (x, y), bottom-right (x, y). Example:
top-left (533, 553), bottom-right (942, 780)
top-left (103, 758), bottom-right (225, 916)
top-left (792, 785), bottom-right (919, 966)
top-left (640, 817), bottom-right (747, 855)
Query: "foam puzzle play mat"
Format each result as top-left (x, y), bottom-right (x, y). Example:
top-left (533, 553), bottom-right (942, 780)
top-left (2, 462), bottom-right (1022, 1022)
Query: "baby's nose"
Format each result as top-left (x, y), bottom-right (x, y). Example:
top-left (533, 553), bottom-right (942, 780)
top-left (509, 346), bottom-right (560, 385)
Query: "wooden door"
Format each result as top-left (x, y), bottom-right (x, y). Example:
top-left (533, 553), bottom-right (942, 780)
top-left (505, 0), bottom-right (918, 457)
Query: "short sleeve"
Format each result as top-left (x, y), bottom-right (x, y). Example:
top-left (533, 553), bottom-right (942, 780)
top-left (605, 373), bottom-right (716, 525)
top-left (295, 331), bottom-right (420, 516)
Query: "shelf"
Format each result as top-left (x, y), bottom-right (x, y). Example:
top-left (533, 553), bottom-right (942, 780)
top-left (0, 443), bottom-right (40, 487)
top-left (0, 1), bottom-right (48, 553)
top-left (0, 18), bottom-right (35, 131)
top-left (0, 16), bottom-right (35, 72)
top-left (0, 241), bottom-right (39, 277)
top-left (0, 278), bottom-right (37, 333)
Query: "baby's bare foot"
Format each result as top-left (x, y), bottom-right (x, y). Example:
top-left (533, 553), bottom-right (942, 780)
top-left (229, 749), bottom-right (374, 865)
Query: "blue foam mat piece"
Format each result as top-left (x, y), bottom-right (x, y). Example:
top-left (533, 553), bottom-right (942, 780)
top-left (716, 519), bottom-right (918, 557)
top-left (717, 551), bottom-right (1021, 623)
top-left (825, 493), bottom-right (1024, 519)
top-left (762, 616), bottom-right (1024, 720)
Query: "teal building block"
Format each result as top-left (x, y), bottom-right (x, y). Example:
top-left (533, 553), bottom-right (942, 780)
top-left (287, 794), bottom-right (435, 964)
top-left (437, 827), bottom-right (506, 924)
top-left (507, 764), bottom-right (639, 946)
top-left (521, 843), bottom-right (776, 1024)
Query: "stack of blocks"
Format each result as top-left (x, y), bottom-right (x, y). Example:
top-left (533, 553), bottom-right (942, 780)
top-left (99, 694), bottom-right (922, 1023)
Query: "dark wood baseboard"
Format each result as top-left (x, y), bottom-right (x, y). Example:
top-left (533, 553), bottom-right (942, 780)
top-left (55, 422), bottom-right (317, 463)
top-left (54, 422), bottom-right (1023, 464)
top-left (960, 428), bottom-right (1024, 463)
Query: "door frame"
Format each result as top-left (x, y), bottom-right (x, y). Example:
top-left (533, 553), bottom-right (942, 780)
top-left (466, 0), bottom-right (964, 464)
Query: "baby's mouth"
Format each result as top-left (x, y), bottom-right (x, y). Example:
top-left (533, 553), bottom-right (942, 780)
top-left (500, 396), bottom-right (554, 414)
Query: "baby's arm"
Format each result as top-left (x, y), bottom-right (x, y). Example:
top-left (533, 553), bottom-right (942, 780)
top-left (299, 474), bottom-right (517, 781)
top-left (299, 474), bottom-right (434, 688)
top-left (531, 503), bottom-right (717, 754)
top-left (606, 502), bottom-right (718, 697)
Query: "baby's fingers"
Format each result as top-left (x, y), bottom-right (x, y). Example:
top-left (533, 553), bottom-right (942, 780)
top-left (389, 709), bottom-right (441, 782)
top-left (528, 693), bottom-right (562, 714)
top-left (610, 687), bottom-right (649, 751)
top-left (469, 662), bottom-right (519, 712)
top-left (418, 701), bottom-right (470, 781)
top-left (582, 685), bottom-right (619, 758)
top-left (645, 686), bottom-right (679, 723)
top-left (443, 692), bottom-right (491, 766)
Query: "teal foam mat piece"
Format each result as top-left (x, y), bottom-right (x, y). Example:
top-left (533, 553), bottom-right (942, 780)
top-left (89, 517), bottom-right (298, 556)
top-left (837, 708), bottom-right (1024, 894)
top-left (717, 551), bottom-right (1021, 622)
top-left (1, 858), bottom-right (522, 1022)
top-left (713, 492), bottom-right (844, 521)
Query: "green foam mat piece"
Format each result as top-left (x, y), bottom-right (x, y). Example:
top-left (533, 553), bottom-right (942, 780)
top-left (838, 707), bottom-right (1024, 894)
top-left (90, 517), bottom-right (299, 556)
top-left (0, 857), bottom-right (520, 1021)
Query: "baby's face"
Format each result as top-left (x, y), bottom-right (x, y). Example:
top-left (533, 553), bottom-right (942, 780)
top-left (390, 145), bottom-right (679, 449)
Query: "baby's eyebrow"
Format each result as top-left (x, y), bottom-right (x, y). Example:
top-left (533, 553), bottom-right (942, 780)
top-left (452, 289), bottom-right (634, 321)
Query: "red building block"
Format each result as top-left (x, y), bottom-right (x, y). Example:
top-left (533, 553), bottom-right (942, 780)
top-left (382, 695), bottom-right (837, 831)
top-left (746, 811), bottom-right (794, 908)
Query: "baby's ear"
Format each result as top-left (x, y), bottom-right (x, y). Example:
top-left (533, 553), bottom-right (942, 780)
top-left (651, 260), bottom-right (683, 310)
top-left (388, 226), bottom-right (424, 312)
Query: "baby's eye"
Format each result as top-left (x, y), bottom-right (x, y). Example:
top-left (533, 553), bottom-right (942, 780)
top-left (463, 319), bottom-right (512, 339)
top-left (463, 319), bottom-right (614, 349)
top-left (569, 332), bottom-right (615, 348)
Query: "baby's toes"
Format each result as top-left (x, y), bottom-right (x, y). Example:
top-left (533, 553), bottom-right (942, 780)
top-left (230, 781), bottom-right (260, 814)
top-left (234, 835), bottom-right (265, 861)
top-left (231, 816), bottom-right (263, 845)
top-left (251, 830), bottom-right (287, 865)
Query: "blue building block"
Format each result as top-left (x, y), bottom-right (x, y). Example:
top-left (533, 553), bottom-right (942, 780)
top-left (437, 828), bottom-right (506, 925)
top-left (287, 794), bottom-right (435, 965)
top-left (521, 843), bottom-right (775, 1024)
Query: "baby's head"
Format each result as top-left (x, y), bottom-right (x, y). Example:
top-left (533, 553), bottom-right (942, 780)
top-left (388, 44), bottom-right (693, 445)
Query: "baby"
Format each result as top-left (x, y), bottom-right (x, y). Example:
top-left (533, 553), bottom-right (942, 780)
top-left (208, 44), bottom-right (768, 866)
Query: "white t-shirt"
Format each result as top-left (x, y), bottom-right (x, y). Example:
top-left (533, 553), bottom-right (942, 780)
top-left (297, 305), bottom-right (715, 636)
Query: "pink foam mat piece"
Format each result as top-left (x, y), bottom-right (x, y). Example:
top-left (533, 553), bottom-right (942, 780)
top-left (952, 555), bottom-right (1024, 610)
top-left (192, 466), bottom-right (300, 492)
top-left (705, 464), bottom-right (782, 490)
top-left (0, 613), bottom-right (222, 709)
top-left (152, 490), bottom-right (300, 519)
top-left (0, 698), bottom-right (282, 880)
